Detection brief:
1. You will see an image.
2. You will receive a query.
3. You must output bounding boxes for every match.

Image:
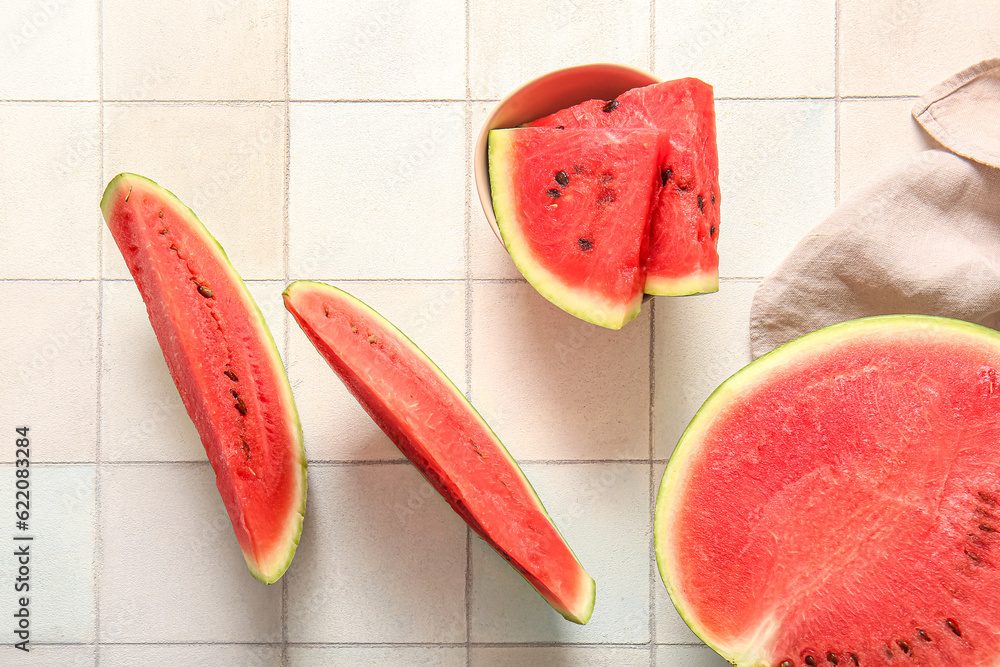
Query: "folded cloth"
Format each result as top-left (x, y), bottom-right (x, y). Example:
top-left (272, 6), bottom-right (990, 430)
top-left (749, 58), bottom-right (1000, 359)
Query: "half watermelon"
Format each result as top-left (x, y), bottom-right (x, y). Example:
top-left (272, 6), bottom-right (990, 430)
top-left (489, 127), bottom-right (662, 329)
top-left (656, 315), bottom-right (1000, 666)
top-left (101, 173), bottom-right (306, 584)
top-left (283, 280), bottom-right (596, 623)
top-left (529, 78), bottom-right (720, 296)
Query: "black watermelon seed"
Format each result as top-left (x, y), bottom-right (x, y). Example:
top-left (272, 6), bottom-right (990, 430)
top-left (827, 653), bottom-right (838, 664)
top-left (577, 238), bottom-right (594, 252)
top-left (159, 228), bottom-right (168, 235)
top-left (918, 629), bottom-right (930, 642)
top-left (240, 436), bottom-right (251, 459)
top-left (979, 491), bottom-right (996, 505)
top-left (158, 211), bottom-right (164, 218)
top-left (602, 99), bottom-right (619, 113)
top-left (712, 194), bottom-right (716, 204)
top-left (946, 619), bottom-right (961, 636)
top-left (232, 391), bottom-right (247, 416)
top-left (850, 655), bottom-right (859, 665)
top-left (198, 285), bottom-right (214, 298)
top-left (710, 225), bottom-right (716, 237)
top-left (555, 170), bottom-right (569, 186)
top-left (698, 195), bottom-right (705, 212)
top-left (547, 189), bottom-right (561, 198)
top-left (967, 549), bottom-right (983, 563)
top-left (897, 640), bottom-right (910, 654)
top-left (661, 168), bottom-right (672, 186)
top-left (805, 657), bottom-right (816, 666)
top-left (224, 369), bottom-right (239, 382)
top-left (779, 661), bottom-right (793, 667)
top-left (981, 524), bottom-right (997, 532)
top-left (555, 125), bottom-right (564, 130)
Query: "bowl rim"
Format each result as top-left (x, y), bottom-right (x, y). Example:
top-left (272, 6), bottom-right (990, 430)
top-left (474, 63), bottom-right (661, 244)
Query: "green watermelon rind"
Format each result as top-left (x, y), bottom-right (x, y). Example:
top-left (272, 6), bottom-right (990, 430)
top-left (653, 314), bottom-right (1000, 666)
top-left (644, 270), bottom-right (719, 297)
top-left (101, 173), bottom-right (307, 585)
top-left (283, 280), bottom-right (596, 624)
top-left (488, 130), bottom-right (643, 330)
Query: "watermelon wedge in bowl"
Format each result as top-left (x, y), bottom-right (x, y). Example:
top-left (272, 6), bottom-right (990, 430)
top-left (284, 280), bottom-right (596, 624)
top-left (656, 315), bottom-right (1000, 666)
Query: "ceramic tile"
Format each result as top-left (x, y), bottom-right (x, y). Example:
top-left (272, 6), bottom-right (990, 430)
top-left (101, 644), bottom-right (281, 667)
top-left (655, 0), bottom-right (835, 99)
top-left (101, 103), bottom-right (286, 280)
top-left (472, 646), bottom-right (651, 666)
top-left (468, 101), bottom-right (524, 281)
top-left (470, 462), bottom-right (650, 643)
top-left (469, 0), bottom-right (651, 100)
top-left (7, 645), bottom-right (95, 666)
top-left (99, 464), bottom-right (283, 643)
top-left (470, 282), bottom-right (650, 461)
top-left (287, 280), bottom-right (466, 461)
top-left (657, 644), bottom-right (731, 666)
top-left (0, 465), bottom-right (96, 643)
top-left (838, 97), bottom-right (941, 201)
top-left (100, 280), bottom-right (287, 462)
top-left (285, 464), bottom-right (467, 643)
top-left (653, 280), bottom-right (756, 459)
top-left (290, 0), bottom-right (465, 100)
top-left (102, 0), bottom-right (286, 100)
top-left (288, 102), bottom-right (466, 281)
top-left (287, 646), bottom-right (467, 666)
top-left (0, 281), bottom-right (97, 462)
top-left (839, 0), bottom-right (1000, 97)
top-left (715, 99), bottom-right (835, 278)
top-left (0, 0), bottom-right (98, 100)
top-left (0, 103), bottom-right (100, 280)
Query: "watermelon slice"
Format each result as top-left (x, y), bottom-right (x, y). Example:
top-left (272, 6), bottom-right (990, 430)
top-left (489, 127), bottom-right (661, 329)
top-left (655, 315), bottom-right (1000, 666)
top-left (283, 280), bottom-right (596, 623)
top-left (101, 173), bottom-right (306, 584)
top-left (529, 78), bottom-right (720, 296)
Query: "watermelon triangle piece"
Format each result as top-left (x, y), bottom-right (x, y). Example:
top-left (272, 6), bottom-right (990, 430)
top-left (284, 280), bottom-right (597, 624)
top-left (489, 127), bottom-right (662, 329)
top-left (528, 78), bottom-right (720, 296)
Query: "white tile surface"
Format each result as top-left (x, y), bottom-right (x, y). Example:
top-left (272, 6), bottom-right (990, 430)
top-left (7, 645), bottom-right (95, 666)
top-left (0, 103), bottom-right (100, 280)
top-left (469, 0), bottom-right (651, 100)
top-left (655, 0), bottom-right (836, 98)
top-left (102, 103), bottom-right (286, 280)
top-left (285, 464), bottom-right (467, 643)
top-left (0, 281), bottom-right (98, 462)
top-left (291, 0), bottom-right (466, 100)
top-left (289, 102), bottom-right (466, 281)
top-left (288, 646), bottom-right (467, 666)
top-left (471, 282), bottom-right (650, 461)
top-left (472, 646), bottom-right (651, 666)
top-left (471, 463), bottom-right (650, 643)
top-left (0, 465), bottom-right (96, 643)
top-left (715, 99), bottom-right (836, 278)
top-left (653, 280), bottom-right (756, 459)
top-left (101, 644), bottom-right (282, 667)
top-left (287, 280), bottom-right (466, 461)
top-left (99, 464), bottom-right (283, 643)
top-left (840, 0), bottom-right (1000, 97)
top-left (656, 644), bottom-right (731, 666)
top-left (0, 0), bottom-right (98, 100)
top-left (102, 0), bottom-right (287, 100)
top-left (838, 98), bottom-right (941, 201)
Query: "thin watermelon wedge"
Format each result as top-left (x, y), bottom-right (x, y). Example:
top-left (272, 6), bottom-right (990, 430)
top-left (656, 315), bottom-right (1000, 667)
top-left (489, 127), bottom-right (661, 329)
top-left (101, 173), bottom-right (306, 584)
top-left (529, 78), bottom-right (720, 296)
top-left (283, 280), bottom-right (596, 624)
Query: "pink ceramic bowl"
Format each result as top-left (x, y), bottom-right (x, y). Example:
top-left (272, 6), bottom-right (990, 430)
top-left (474, 63), bottom-right (660, 243)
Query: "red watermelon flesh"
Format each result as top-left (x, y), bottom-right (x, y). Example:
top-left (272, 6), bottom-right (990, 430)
top-left (101, 174), bottom-right (306, 584)
top-left (528, 78), bottom-right (720, 296)
top-left (655, 315), bottom-right (1000, 667)
top-left (489, 127), bottom-right (662, 329)
top-left (284, 281), bottom-right (596, 624)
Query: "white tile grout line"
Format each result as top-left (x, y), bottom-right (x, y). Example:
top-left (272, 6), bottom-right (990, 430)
top-left (464, 3), bottom-right (474, 664)
top-left (94, 0), bottom-right (104, 662)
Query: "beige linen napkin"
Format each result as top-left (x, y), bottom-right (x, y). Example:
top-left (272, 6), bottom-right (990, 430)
top-left (749, 58), bottom-right (1000, 359)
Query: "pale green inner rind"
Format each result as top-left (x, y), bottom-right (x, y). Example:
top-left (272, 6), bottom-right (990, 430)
top-left (284, 280), bottom-right (596, 623)
top-left (488, 130), bottom-right (642, 330)
top-left (644, 269), bottom-right (719, 297)
top-left (102, 173), bottom-right (307, 584)
top-left (653, 314), bottom-right (1000, 662)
